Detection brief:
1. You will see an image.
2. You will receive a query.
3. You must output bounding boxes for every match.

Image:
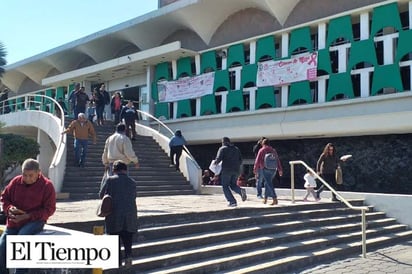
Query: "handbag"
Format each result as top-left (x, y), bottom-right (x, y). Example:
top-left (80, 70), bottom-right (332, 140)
top-left (97, 194), bottom-right (112, 217)
top-left (335, 166), bottom-right (343, 185)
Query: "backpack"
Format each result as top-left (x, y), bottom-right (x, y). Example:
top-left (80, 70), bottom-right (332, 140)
top-left (264, 152), bottom-right (278, 170)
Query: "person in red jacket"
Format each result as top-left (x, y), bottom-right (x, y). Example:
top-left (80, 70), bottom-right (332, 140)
top-left (0, 158), bottom-right (56, 274)
top-left (253, 138), bottom-right (283, 205)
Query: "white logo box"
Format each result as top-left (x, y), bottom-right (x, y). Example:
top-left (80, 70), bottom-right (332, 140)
top-left (7, 235), bottom-right (119, 269)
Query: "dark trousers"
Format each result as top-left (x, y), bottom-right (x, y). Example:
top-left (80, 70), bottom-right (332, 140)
top-left (170, 145), bottom-right (183, 169)
top-left (113, 109), bottom-right (121, 125)
top-left (125, 120), bottom-right (137, 139)
top-left (95, 104), bottom-right (105, 120)
top-left (110, 230), bottom-right (134, 265)
top-left (317, 172), bottom-right (342, 199)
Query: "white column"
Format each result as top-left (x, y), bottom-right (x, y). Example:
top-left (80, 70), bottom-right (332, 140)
top-left (247, 87), bottom-right (257, 111)
top-left (195, 54), bottom-right (200, 75)
top-left (409, 1), bottom-right (412, 30)
top-left (172, 102), bottom-right (177, 119)
top-left (220, 91), bottom-right (228, 113)
top-left (338, 45), bottom-right (348, 73)
top-left (281, 33), bottom-right (289, 58)
top-left (172, 60), bottom-right (177, 79)
top-left (360, 69), bottom-right (371, 98)
top-left (249, 41), bottom-right (256, 64)
top-left (281, 85), bottom-right (288, 107)
top-left (37, 129), bottom-right (53, 177)
top-left (231, 67), bottom-right (242, 90)
top-left (195, 54), bottom-right (201, 116)
top-left (382, 34), bottom-right (396, 65)
top-left (146, 65), bottom-right (155, 115)
top-left (318, 23), bottom-right (327, 49)
top-left (222, 48), bottom-right (228, 70)
top-left (360, 13), bottom-right (369, 40)
top-left (317, 77), bottom-right (327, 103)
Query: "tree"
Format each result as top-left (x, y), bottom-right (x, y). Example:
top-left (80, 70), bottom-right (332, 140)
top-left (0, 42), bottom-right (6, 79)
top-left (0, 133), bottom-right (40, 189)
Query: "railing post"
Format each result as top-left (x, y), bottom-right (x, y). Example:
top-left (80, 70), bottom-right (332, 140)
top-left (93, 226), bottom-right (104, 274)
top-left (361, 209), bottom-right (367, 258)
top-left (290, 163), bottom-right (295, 203)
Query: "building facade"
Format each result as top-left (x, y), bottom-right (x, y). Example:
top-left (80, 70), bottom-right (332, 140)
top-left (1, 0), bottom-right (412, 193)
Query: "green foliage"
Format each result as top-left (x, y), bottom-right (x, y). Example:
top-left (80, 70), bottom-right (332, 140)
top-left (0, 41), bottom-right (6, 78)
top-left (0, 134), bottom-right (40, 187)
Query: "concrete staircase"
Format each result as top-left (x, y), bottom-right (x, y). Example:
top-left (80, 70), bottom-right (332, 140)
top-left (61, 120), bottom-right (195, 199)
top-left (103, 199), bottom-right (412, 273)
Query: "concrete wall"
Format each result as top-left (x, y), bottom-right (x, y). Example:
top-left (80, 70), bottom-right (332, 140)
top-left (0, 111), bottom-right (66, 192)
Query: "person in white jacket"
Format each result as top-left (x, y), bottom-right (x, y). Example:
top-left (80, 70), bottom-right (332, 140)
top-left (303, 169), bottom-right (319, 202)
top-left (102, 123), bottom-right (139, 175)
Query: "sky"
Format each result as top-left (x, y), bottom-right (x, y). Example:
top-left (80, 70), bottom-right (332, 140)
top-left (1, 0), bottom-right (158, 65)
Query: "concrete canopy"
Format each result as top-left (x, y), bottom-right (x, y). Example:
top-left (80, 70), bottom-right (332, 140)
top-left (2, 0), bottom-right (303, 92)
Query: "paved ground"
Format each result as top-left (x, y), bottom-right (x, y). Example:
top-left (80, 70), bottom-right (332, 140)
top-left (48, 193), bottom-right (412, 274)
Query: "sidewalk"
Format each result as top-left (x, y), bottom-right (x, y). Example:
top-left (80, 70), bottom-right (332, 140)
top-left (48, 194), bottom-right (412, 273)
top-left (300, 240), bottom-right (412, 274)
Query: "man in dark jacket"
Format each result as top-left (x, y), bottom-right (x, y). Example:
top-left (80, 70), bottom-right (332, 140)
top-left (99, 160), bottom-right (137, 267)
top-left (120, 100), bottom-right (139, 140)
top-left (214, 137), bottom-right (247, 207)
top-left (168, 130), bottom-right (187, 170)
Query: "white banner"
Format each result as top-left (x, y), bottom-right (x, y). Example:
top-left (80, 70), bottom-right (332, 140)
top-left (158, 72), bottom-right (215, 103)
top-left (257, 52), bottom-right (318, 87)
top-left (7, 235), bottom-right (119, 269)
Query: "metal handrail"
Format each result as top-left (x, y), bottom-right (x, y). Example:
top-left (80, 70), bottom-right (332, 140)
top-left (289, 160), bottom-right (369, 258)
top-left (135, 109), bottom-right (200, 169)
top-left (0, 93), bottom-right (66, 190)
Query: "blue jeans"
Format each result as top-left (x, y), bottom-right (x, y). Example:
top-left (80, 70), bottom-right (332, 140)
top-left (0, 220), bottom-right (45, 274)
top-left (74, 138), bottom-right (89, 166)
top-left (256, 169), bottom-right (265, 197)
top-left (263, 168), bottom-right (277, 199)
top-left (220, 172), bottom-right (242, 204)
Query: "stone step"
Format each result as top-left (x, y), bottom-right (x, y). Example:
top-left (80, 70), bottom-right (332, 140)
top-left (136, 212), bottom-right (391, 256)
top-left (68, 189), bottom-right (196, 200)
top-left (97, 200), bottom-right (412, 273)
top-left (62, 125), bottom-right (195, 199)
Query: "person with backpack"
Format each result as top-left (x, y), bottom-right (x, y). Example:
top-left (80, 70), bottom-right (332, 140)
top-left (253, 138), bottom-right (283, 205)
top-left (252, 137), bottom-right (266, 199)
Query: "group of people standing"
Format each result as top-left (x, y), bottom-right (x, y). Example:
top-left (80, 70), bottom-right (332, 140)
top-left (210, 135), bottom-right (347, 207)
top-left (68, 83), bottom-right (139, 129)
top-left (62, 90), bottom-right (141, 267)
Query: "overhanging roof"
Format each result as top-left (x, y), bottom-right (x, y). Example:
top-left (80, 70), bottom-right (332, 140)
top-left (2, 0), bottom-right (302, 92)
top-left (42, 41), bottom-right (196, 87)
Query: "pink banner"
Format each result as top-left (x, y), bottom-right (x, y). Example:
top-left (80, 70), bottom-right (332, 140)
top-left (158, 72), bottom-right (215, 103)
top-left (257, 52), bottom-right (318, 87)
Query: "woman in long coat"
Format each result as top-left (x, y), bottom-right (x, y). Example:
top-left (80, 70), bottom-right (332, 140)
top-left (99, 160), bottom-right (138, 267)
